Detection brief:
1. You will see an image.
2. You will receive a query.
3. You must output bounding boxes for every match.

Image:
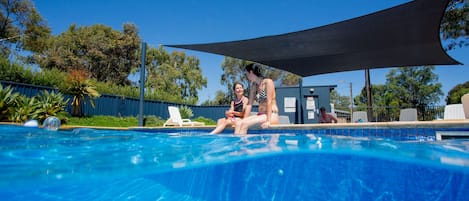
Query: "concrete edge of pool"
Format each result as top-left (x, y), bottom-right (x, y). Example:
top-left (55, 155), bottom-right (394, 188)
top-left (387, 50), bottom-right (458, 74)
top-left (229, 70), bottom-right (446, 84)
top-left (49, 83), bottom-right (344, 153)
top-left (2, 119), bottom-right (469, 130)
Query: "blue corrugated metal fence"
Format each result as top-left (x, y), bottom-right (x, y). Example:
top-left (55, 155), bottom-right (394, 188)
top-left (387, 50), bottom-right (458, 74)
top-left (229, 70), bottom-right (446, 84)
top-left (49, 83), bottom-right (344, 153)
top-left (1, 81), bottom-right (229, 120)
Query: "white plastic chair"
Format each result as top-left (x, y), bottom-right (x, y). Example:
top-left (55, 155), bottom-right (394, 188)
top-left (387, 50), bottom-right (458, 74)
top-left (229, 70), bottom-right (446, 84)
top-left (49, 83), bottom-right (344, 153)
top-left (399, 108), bottom-right (418, 121)
top-left (462, 93), bottom-right (469, 119)
top-left (163, 106), bottom-right (205, 127)
top-left (352, 111), bottom-right (368, 123)
top-left (444, 104), bottom-right (465, 120)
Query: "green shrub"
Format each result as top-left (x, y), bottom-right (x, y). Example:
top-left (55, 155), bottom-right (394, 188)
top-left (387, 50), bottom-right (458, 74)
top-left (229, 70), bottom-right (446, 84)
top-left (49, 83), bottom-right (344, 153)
top-left (33, 68), bottom-right (68, 88)
top-left (0, 84), bottom-right (20, 121)
top-left (143, 115), bottom-right (165, 126)
top-left (33, 90), bottom-right (69, 124)
top-left (179, 105), bottom-right (193, 119)
top-left (0, 58), bottom-right (28, 82)
top-left (10, 95), bottom-right (38, 123)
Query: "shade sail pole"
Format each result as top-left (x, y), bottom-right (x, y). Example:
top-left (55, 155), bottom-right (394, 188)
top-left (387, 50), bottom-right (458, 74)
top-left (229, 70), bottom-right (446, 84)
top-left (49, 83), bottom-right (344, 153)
top-left (138, 42), bottom-right (147, 127)
top-left (298, 78), bottom-right (304, 124)
top-left (365, 69), bottom-right (373, 121)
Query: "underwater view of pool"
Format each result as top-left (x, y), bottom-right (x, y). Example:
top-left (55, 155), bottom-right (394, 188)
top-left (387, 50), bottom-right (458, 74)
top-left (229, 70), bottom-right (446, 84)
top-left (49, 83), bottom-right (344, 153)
top-left (1, 124), bottom-right (468, 200)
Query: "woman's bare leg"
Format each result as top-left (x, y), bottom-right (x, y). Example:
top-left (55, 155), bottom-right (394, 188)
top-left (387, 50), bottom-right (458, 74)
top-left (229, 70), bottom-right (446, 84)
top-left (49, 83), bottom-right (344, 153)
top-left (210, 118), bottom-right (230, 134)
top-left (235, 115), bottom-right (266, 135)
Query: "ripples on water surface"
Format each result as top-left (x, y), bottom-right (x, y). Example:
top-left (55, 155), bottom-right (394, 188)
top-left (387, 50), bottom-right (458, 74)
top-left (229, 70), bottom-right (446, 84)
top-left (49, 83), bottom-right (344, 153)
top-left (1, 125), bottom-right (469, 200)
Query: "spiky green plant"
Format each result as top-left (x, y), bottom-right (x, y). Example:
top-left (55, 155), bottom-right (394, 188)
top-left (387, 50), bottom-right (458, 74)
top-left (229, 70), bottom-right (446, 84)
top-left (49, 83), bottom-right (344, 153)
top-left (179, 105), bottom-right (194, 119)
top-left (10, 96), bottom-right (38, 123)
top-left (33, 90), bottom-right (69, 123)
top-left (0, 84), bottom-right (20, 121)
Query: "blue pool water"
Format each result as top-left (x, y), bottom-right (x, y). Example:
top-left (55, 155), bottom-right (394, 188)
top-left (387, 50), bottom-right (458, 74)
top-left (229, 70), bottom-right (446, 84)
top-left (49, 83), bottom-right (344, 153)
top-left (1, 125), bottom-right (468, 201)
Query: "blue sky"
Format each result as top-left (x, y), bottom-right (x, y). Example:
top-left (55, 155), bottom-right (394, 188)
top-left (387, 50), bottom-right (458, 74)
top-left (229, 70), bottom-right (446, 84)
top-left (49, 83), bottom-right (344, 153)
top-left (34, 0), bottom-right (468, 105)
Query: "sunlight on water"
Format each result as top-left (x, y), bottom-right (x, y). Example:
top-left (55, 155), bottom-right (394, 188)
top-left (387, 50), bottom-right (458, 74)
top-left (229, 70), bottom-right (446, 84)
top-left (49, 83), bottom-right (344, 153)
top-left (1, 125), bottom-right (469, 182)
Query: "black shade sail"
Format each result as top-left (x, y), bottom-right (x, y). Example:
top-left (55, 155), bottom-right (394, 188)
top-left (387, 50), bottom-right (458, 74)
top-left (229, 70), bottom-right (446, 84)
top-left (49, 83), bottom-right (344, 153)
top-left (166, 0), bottom-right (461, 77)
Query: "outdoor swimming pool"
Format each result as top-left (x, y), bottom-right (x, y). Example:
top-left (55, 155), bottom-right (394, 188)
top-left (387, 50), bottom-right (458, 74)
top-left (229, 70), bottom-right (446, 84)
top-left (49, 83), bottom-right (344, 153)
top-left (1, 124), bottom-right (468, 200)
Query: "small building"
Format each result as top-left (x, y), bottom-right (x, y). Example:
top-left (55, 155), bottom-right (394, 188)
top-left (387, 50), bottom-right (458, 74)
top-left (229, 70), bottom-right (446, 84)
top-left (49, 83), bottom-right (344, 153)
top-left (276, 85), bottom-right (336, 124)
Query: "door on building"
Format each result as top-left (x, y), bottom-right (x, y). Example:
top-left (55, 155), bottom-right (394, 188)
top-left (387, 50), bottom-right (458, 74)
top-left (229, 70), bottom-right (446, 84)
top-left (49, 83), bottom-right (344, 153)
top-left (303, 95), bottom-right (319, 124)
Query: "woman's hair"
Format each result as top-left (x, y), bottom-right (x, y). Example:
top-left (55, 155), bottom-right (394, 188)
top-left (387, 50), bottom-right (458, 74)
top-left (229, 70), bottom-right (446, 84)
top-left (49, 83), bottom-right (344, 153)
top-left (232, 82), bottom-right (244, 91)
top-left (244, 63), bottom-right (263, 77)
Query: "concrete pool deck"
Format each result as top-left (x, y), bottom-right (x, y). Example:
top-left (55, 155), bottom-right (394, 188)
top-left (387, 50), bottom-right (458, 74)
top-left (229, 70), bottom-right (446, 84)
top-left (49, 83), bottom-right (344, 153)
top-left (125, 119), bottom-right (469, 130)
top-left (3, 119), bottom-right (468, 129)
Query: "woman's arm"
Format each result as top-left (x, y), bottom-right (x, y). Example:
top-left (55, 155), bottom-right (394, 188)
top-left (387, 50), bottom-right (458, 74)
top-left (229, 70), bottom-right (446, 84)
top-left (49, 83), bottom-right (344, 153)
top-left (225, 100), bottom-right (235, 118)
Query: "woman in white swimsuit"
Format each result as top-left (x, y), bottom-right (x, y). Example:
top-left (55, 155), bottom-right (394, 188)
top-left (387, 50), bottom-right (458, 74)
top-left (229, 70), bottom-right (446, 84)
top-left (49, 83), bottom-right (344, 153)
top-left (235, 63), bottom-right (279, 135)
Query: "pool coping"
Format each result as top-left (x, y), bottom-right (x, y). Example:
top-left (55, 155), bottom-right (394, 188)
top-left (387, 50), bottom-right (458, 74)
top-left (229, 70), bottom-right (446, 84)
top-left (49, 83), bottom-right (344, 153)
top-left (130, 119), bottom-right (469, 130)
top-left (3, 119), bottom-right (468, 131)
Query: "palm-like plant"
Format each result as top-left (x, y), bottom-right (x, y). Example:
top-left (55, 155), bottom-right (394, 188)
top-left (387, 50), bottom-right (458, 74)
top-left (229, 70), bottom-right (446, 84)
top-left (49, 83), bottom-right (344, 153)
top-left (0, 84), bottom-right (19, 121)
top-left (63, 69), bottom-right (101, 117)
top-left (33, 90), bottom-right (69, 123)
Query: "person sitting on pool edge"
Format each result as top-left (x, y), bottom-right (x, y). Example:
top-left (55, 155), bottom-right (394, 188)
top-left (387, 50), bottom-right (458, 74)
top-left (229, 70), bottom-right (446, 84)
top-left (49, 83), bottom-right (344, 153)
top-left (319, 106), bottom-right (338, 123)
top-left (235, 63), bottom-right (279, 135)
top-left (210, 82), bottom-right (249, 134)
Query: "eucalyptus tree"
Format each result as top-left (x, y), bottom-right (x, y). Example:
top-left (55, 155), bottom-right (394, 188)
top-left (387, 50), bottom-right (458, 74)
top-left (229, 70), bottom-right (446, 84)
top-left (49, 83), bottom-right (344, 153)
top-left (386, 66), bottom-right (443, 108)
top-left (446, 81), bottom-right (469, 104)
top-left (330, 90), bottom-right (350, 111)
top-left (354, 84), bottom-right (400, 121)
top-left (441, 0), bottom-right (468, 50)
top-left (36, 23), bottom-right (140, 85)
top-left (0, 0), bottom-right (51, 57)
top-left (355, 66), bottom-right (442, 121)
top-left (145, 45), bottom-right (207, 104)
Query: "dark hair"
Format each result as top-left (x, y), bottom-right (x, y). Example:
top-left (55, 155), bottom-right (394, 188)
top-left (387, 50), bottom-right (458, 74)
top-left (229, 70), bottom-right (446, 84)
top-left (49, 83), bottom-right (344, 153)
top-left (244, 63), bottom-right (263, 77)
top-left (232, 82), bottom-right (244, 91)
top-left (320, 107), bottom-right (326, 112)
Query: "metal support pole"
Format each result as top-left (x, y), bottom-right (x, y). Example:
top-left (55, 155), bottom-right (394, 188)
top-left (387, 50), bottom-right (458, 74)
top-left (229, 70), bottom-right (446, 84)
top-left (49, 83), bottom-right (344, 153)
top-left (349, 82), bottom-right (353, 120)
top-left (298, 78), bottom-right (304, 124)
top-left (138, 42), bottom-right (147, 127)
top-left (365, 69), bottom-right (372, 121)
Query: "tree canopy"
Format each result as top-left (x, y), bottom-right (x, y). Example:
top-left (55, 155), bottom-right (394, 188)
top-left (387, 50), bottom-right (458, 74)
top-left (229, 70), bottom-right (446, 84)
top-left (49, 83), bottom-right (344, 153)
top-left (35, 24), bottom-right (141, 85)
top-left (353, 66), bottom-right (443, 121)
top-left (446, 81), bottom-right (469, 104)
top-left (145, 46), bottom-right (207, 104)
top-left (330, 90), bottom-right (351, 111)
top-left (441, 0), bottom-right (468, 50)
top-left (0, 0), bottom-right (51, 56)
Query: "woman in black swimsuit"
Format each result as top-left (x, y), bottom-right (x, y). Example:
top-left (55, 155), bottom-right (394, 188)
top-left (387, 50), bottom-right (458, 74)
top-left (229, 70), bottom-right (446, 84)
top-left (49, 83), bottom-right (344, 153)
top-left (210, 82), bottom-right (248, 134)
top-left (235, 63), bottom-right (279, 135)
